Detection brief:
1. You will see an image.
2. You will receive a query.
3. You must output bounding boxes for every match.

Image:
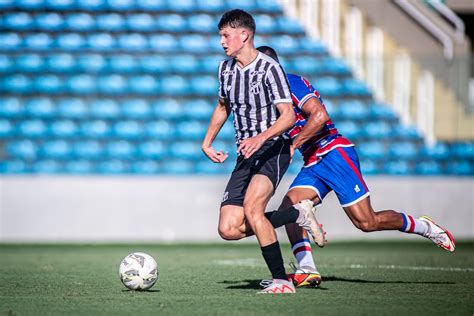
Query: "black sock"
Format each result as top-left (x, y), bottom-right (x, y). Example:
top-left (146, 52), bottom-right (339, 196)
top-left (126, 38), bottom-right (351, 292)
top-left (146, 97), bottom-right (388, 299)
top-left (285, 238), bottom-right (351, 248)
top-left (264, 206), bottom-right (299, 228)
top-left (261, 241), bottom-right (287, 280)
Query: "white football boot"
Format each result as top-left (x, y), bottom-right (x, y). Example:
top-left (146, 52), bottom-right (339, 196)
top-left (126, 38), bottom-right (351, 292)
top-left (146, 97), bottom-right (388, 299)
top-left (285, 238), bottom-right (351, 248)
top-left (257, 278), bottom-right (296, 294)
top-left (419, 216), bottom-right (456, 252)
top-left (294, 199), bottom-right (327, 247)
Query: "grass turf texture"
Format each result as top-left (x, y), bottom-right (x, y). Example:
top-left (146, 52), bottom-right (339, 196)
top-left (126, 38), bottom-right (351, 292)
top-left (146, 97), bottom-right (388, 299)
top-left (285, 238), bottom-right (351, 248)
top-left (1, 241), bottom-right (473, 315)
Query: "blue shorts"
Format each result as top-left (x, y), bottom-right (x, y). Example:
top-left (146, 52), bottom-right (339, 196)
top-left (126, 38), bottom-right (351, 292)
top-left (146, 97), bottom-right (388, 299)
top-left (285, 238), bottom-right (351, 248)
top-left (289, 146), bottom-right (370, 207)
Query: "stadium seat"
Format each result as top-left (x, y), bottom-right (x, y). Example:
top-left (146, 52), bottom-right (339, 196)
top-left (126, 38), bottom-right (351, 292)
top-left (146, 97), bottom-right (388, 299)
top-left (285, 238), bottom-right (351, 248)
top-left (96, 13), bottom-right (125, 31)
top-left (0, 55), bottom-right (12, 73)
top-left (189, 76), bottom-right (218, 96)
top-left (76, 0), bottom-right (105, 10)
top-left (57, 98), bottom-right (88, 118)
top-left (80, 120), bottom-right (111, 138)
top-left (97, 160), bottom-right (128, 174)
top-left (217, 121), bottom-right (235, 141)
top-left (0, 119), bottom-right (14, 138)
top-left (34, 74), bottom-right (63, 94)
top-left (18, 119), bottom-right (48, 138)
top-left (136, 0), bottom-right (166, 11)
top-left (126, 13), bottom-right (156, 32)
top-left (144, 120), bottom-right (174, 140)
top-left (90, 99), bottom-right (120, 119)
top-left (46, 53), bottom-right (75, 72)
top-left (40, 140), bottom-right (72, 159)
top-left (149, 34), bottom-right (178, 52)
top-left (106, 0), bottom-right (135, 11)
top-left (72, 140), bottom-right (103, 159)
top-left (121, 99), bottom-right (151, 119)
top-left (25, 98), bottom-right (55, 118)
top-left (384, 160), bottom-right (412, 175)
top-left (276, 16), bottom-right (305, 34)
top-left (24, 33), bottom-right (53, 50)
top-left (415, 160), bottom-right (443, 175)
top-left (362, 121), bottom-right (392, 139)
top-left (359, 159), bottom-right (380, 175)
top-left (0, 33), bottom-right (21, 50)
top-left (65, 13), bottom-right (95, 31)
top-left (199, 54), bottom-right (223, 73)
top-left (195, 160), bottom-right (232, 174)
top-left (152, 98), bottom-right (181, 120)
top-left (290, 56), bottom-right (323, 76)
top-left (341, 79), bottom-right (371, 96)
top-left (2, 75), bottom-right (32, 94)
top-left (105, 140), bottom-right (136, 159)
top-left (156, 14), bottom-right (187, 33)
top-left (176, 121), bottom-right (207, 140)
top-left (184, 99), bottom-right (213, 120)
top-left (179, 34), bottom-right (211, 53)
top-left (117, 33), bottom-right (148, 50)
top-left (32, 160), bottom-right (62, 174)
top-left (160, 159), bottom-right (194, 174)
top-left (0, 160), bottom-right (28, 174)
top-left (159, 75), bottom-right (188, 95)
top-left (113, 120), bottom-right (143, 139)
top-left (76, 54), bottom-right (106, 72)
top-left (335, 121), bottom-right (361, 140)
top-left (188, 14), bottom-right (215, 33)
top-left (166, 0), bottom-right (195, 12)
top-left (312, 77), bottom-right (342, 97)
top-left (45, 0), bottom-right (75, 10)
top-left (6, 140), bottom-right (38, 159)
top-left (36, 13), bottom-right (64, 30)
top-left (55, 33), bottom-right (85, 50)
top-left (139, 55), bottom-right (170, 73)
top-left (15, 54), bottom-right (44, 73)
top-left (169, 141), bottom-right (201, 159)
top-left (137, 141), bottom-right (166, 159)
top-left (448, 160), bottom-right (473, 175)
top-left (368, 102), bottom-right (398, 121)
top-left (64, 160), bottom-right (94, 173)
top-left (16, 0), bottom-right (43, 10)
top-left (49, 120), bottom-right (78, 138)
top-left (66, 74), bottom-right (96, 94)
top-left (269, 35), bottom-right (299, 54)
top-left (225, 0), bottom-right (255, 11)
top-left (128, 75), bottom-right (158, 95)
top-left (254, 14), bottom-right (276, 34)
top-left (0, 98), bottom-right (22, 118)
top-left (87, 33), bottom-right (116, 50)
top-left (450, 142), bottom-right (474, 159)
top-left (392, 124), bottom-right (422, 141)
top-left (170, 54), bottom-right (198, 73)
top-left (131, 160), bottom-right (160, 174)
top-left (420, 142), bottom-right (449, 160)
top-left (3, 12), bottom-right (33, 30)
top-left (195, 0), bottom-right (225, 12)
top-left (338, 100), bottom-right (368, 120)
top-left (356, 141), bottom-right (386, 160)
top-left (256, 0), bottom-right (282, 13)
top-left (322, 57), bottom-right (352, 76)
top-left (97, 75), bottom-right (127, 95)
top-left (389, 142), bottom-right (418, 160)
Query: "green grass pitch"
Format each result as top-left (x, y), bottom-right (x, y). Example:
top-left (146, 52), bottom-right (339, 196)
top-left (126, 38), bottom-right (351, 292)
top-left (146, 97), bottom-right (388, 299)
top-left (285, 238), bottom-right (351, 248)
top-left (1, 241), bottom-right (473, 315)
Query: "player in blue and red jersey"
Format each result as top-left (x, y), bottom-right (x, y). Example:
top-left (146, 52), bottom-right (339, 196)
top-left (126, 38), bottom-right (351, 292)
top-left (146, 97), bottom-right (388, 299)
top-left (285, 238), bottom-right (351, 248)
top-left (257, 46), bottom-right (456, 288)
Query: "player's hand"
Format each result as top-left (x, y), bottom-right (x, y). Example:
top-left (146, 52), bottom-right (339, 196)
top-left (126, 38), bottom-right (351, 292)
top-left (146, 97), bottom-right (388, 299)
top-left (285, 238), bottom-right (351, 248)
top-left (202, 146), bottom-right (228, 163)
top-left (237, 134), bottom-right (266, 159)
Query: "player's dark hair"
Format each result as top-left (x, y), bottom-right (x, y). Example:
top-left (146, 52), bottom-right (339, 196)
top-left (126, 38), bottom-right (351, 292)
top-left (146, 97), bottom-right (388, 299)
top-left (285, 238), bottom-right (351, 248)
top-left (218, 9), bottom-right (256, 36)
top-left (257, 45), bottom-right (280, 63)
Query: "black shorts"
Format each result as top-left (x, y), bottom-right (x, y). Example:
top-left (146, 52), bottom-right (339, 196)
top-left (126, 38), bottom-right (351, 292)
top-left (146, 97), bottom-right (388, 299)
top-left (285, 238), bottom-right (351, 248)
top-left (221, 138), bottom-right (291, 207)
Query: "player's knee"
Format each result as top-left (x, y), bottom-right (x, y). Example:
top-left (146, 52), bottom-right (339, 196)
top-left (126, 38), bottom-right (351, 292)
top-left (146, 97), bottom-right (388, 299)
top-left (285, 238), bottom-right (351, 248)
top-left (217, 226), bottom-right (241, 240)
top-left (243, 205), bottom-right (262, 224)
top-left (354, 219), bottom-right (377, 232)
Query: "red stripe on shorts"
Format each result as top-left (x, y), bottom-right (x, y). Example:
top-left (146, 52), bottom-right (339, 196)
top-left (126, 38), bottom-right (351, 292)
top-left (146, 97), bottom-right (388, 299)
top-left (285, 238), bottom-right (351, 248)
top-left (336, 147), bottom-right (369, 192)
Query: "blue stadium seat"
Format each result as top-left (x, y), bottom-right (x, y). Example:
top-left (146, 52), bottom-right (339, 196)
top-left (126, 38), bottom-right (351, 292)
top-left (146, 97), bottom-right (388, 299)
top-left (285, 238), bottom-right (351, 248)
top-left (117, 33), bottom-right (148, 50)
top-left (49, 120), bottom-right (78, 138)
top-left (156, 14), bottom-right (187, 33)
top-left (420, 142), bottom-right (449, 160)
top-left (256, 0), bottom-right (282, 13)
top-left (15, 54), bottom-right (44, 72)
top-left (136, 0), bottom-right (165, 11)
top-left (199, 54), bottom-right (223, 73)
top-left (276, 16), bottom-right (304, 34)
top-left (335, 121), bottom-right (361, 140)
top-left (64, 160), bottom-right (94, 173)
top-left (97, 75), bottom-right (127, 94)
top-left (24, 33), bottom-right (53, 50)
top-left (46, 53), bottom-right (75, 72)
top-left (0, 55), bottom-right (12, 73)
top-left (139, 55), bottom-right (170, 73)
top-left (0, 98), bottom-right (22, 118)
top-left (362, 121), bottom-right (392, 139)
top-left (389, 142), bottom-right (418, 160)
top-left (0, 0), bottom-right (14, 9)
top-left (55, 33), bottom-right (85, 50)
top-left (0, 119), bottom-right (13, 138)
top-left (451, 142), bottom-right (474, 159)
top-left (106, 0), bottom-right (135, 11)
top-left (195, 0), bottom-right (225, 12)
top-left (73, 140), bottom-right (103, 159)
top-left (189, 76), bottom-right (218, 96)
top-left (185, 99), bottom-right (213, 120)
top-left (415, 160), bottom-right (443, 175)
top-left (137, 141), bottom-right (166, 159)
top-left (209, 35), bottom-right (224, 53)
top-left (121, 99), bottom-right (151, 119)
top-left (217, 121), bottom-right (235, 141)
top-left (392, 124), bottom-right (422, 141)
top-left (359, 159), bottom-right (379, 175)
top-left (0, 160), bottom-right (28, 174)
top-left (3, 12), bottom-right (33, 30)
top-left (131, 160), bottom-right (160, 174)
top-left (368, 102), bottom-right (398, 121)
top-left (166, 0), bottom-right (194, 12)
top-left (113, 120), bottom-right (143, 139)
top-left (176, 121), bottom-right (207, 140)
top-left (225, 0), bottom-right (255, 11)
top-left (66, 74), bottom-right (96, 94)
top-left (254, 14), bottom-right (276, 34)
top-left (144, 120), bottom-right (174, 139)
top-left (149, 34), bottom-right (178, 52)
top-left (77, 54), bottom-right (106, 72)
top-left (105, 140), bottom-right (136, 159)
top-left (195, 160), bottom-right (232, 174)
top-left (2, 74), bottom-right (31, 94)
top-left (356, 141), bottom-right (386, 160)
top-left (36, 13), bottom-right (64, 31)
top-left (188, 14), bottom-right (215, 33)
top-left (34, 74), bottom-right (63, 94)
top-left (179, 34), bottom-right (210, 53)
top-left (57, 98), bottom-right (88, 118)
top-left (6, 140), bottom-right (37, 159)
top-left (0, 33), bottom-right (21, 50)
top-left (290, 56), bottom-right (323, 76)
top-left (152, 98), bottom-right (181, 120)
top-left (97, 160), bottom-right (128, 174)
top-left (18, 120), bottom-right (47, 138)
top-left (448, 160), bottom-right (473, 175)
top-left (90, 99), bottom-right (120, 119)
top-left (322, 57), bottom-right (351, 76)
top-left (87, 33), bottom-right (116, 50)
top-left (32, 160), bottom-right (62, 174)
top-left (80, 120), bottom-right (111, 138)
top-left (337, 100), bottom-right (367, 120)
top-left (76, 0), bottom-right (105, 10)
top-left (128, 75), bottom-right (158, 95)
top-left (65, 13), bottom-right (95, 31)
top-left (384, 160), bottom-right (412, 175)
top-left (126, 13), bottom-right (156, 32)
top-left (341, 79), bottom-right (371, 96)
top-left (159, 75), bottom-right (188, 95)
top-left (40, 140), bottom-right (72, 159)
top-left (109, 54), bottom-right (138, 73)
top-left (169, 141), bottom-right (201, 159)
top-left (96, 13), bottom-right (125, 31)
top-left (161, 159), bottom-right (194, 174)
top-left (312, 77), bottom-right (342, 97)
top-left (269, 35), bottom-right (299, 54)
top-left (45, 0), bottom-right (75, 10)
top-left (16, 0), bottom-right (43, 10)
top-left (170, 54), bottom-right (198, 73)
top-left (25, 98), bottom-right (55, 118)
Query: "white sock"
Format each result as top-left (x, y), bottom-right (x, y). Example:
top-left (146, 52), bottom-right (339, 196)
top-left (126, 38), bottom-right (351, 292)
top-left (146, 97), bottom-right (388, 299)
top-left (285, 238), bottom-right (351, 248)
top-left (291, 239), bottom-right (317, 271)
top-left (399, 212), bottom-right (430, 236)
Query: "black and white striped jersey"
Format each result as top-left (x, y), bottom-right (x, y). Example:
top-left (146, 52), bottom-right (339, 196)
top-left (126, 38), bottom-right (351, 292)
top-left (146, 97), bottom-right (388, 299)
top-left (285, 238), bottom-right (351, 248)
top-left (218, 52), bottom-right (292, 143)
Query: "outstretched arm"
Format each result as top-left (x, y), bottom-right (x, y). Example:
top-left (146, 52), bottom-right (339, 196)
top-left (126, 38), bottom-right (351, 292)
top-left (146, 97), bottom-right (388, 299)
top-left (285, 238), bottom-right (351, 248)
top-left (202, 98), bottom-right (230, 163)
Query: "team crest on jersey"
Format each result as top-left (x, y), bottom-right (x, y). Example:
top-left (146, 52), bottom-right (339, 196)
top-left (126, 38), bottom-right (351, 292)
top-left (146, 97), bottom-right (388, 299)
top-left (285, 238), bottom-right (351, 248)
top-left (251, 81), bottom-right (262, 94)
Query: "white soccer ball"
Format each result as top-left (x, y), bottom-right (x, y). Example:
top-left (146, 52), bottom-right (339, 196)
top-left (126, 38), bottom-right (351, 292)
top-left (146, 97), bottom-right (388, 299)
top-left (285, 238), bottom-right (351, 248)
top-left (119, 252), bottom-right (159, 290)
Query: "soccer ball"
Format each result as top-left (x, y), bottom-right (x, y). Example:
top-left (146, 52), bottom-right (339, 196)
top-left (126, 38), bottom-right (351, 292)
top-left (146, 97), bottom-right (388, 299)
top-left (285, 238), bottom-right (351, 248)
top-left (119, 252), bottom-right (159, 290)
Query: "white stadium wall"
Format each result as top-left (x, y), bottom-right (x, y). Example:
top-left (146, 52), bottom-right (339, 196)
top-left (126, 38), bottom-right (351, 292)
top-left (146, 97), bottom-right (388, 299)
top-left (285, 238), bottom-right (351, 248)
top-left (0, 176), bottom-right (472, 242)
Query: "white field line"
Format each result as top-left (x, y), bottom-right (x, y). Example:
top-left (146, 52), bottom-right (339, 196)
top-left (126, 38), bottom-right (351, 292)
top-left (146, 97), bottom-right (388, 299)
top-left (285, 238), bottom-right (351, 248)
top-left (213, 259), bottom-right (474, 272)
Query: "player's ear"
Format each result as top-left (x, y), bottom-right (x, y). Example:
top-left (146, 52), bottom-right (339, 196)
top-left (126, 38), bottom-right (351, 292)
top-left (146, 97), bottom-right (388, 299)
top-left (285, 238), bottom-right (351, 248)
top-left (241, 30), bottom-right (249, 43)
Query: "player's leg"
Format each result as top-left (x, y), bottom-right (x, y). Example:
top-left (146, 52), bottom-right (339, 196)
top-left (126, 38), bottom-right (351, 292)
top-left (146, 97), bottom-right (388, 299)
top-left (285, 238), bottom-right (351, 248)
top-left (218, 205), bottom-right (247, 240)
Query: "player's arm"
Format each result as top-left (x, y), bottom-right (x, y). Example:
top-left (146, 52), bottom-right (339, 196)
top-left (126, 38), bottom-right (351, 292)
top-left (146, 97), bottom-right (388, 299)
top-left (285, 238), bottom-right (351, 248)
top-left (202, 98), bottom-right (230, 163)
top-left (292, 97), bottom-right (329, 150)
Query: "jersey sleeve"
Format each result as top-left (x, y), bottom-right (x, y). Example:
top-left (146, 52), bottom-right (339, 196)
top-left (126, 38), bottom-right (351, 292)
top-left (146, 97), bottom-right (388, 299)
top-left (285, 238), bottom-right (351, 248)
top-left (266, 64), bottom-right (292, 105)
top-left (288, 75), bottom-right (317, 110)
top-left (217, 61), bottom-right (225, 100)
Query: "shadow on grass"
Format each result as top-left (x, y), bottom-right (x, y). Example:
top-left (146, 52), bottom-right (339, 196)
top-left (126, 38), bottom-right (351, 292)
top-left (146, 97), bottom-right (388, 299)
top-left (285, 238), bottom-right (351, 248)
top-left (121, 289), bottom-right (161, 292)
top-left (220, 279), bottom-right (327, 290)
top-left (323, 275), bottom-right (455, 285)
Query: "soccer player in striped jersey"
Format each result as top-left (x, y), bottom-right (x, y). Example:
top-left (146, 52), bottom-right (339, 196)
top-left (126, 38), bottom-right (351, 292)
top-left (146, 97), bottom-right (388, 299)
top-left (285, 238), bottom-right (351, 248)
top-left (257, 46), bottom-right (456, 288)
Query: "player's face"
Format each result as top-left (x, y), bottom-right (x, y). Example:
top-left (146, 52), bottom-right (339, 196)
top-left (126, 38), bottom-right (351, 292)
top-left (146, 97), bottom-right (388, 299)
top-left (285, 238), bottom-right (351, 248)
top-left (219, 26), bottom-right (247, 57)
